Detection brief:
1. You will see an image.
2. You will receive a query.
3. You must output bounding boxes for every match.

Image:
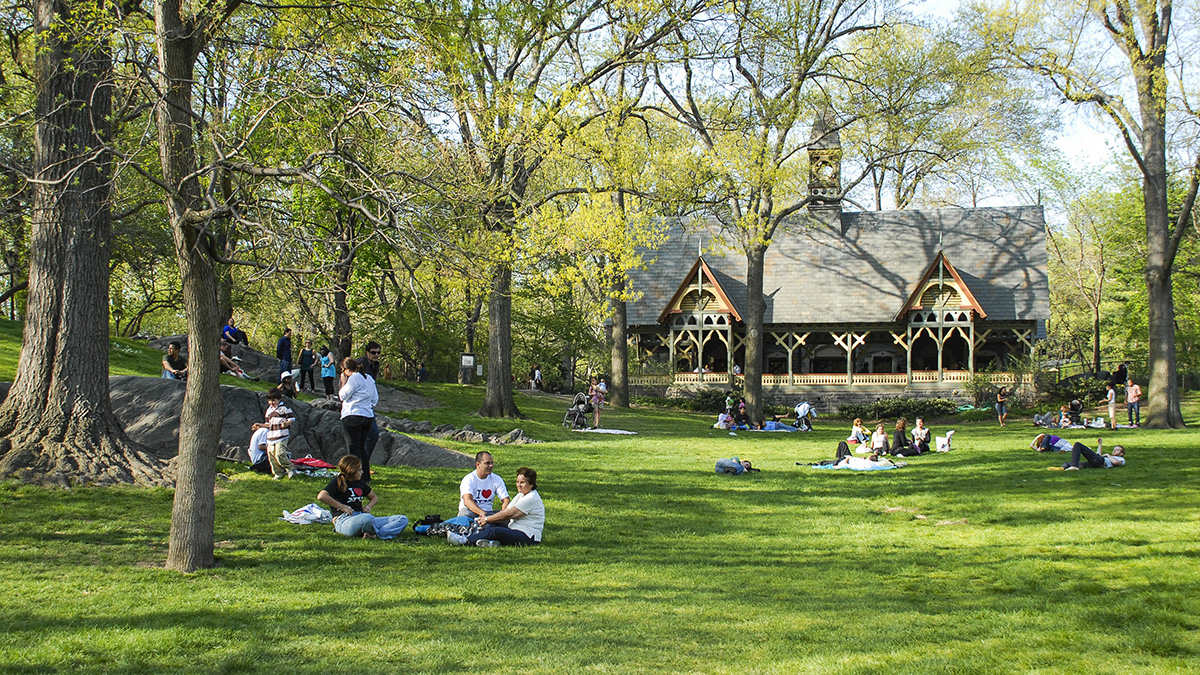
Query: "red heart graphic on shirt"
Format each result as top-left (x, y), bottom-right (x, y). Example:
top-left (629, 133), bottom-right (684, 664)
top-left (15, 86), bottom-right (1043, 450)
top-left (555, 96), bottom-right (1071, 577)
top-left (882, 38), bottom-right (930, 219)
top-left (481, 489), bottom-right (492, 498)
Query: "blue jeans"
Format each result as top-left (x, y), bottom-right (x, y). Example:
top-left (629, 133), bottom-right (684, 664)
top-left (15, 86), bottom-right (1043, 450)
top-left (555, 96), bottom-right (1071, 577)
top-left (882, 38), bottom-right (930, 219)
top-left (1065, 442), bottom-right (1106, 469)
top-left (1127, 401), bottom-right (1140, 425)
top-left (334, 512), bottom-right (409, 539)
top-left (466, 523), bottom-right (538, 547)
top-left (161, 370), bottom-right (179, 379)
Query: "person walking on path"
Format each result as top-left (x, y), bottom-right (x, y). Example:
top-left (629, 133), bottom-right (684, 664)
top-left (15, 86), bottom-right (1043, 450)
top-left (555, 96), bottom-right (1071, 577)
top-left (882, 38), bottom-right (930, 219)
top-left (276, 328), bottom-right (293, 377)
top-left (995, 387), bottom-right (1009, 427)
top-left (1126, 379), bottom-right (1142, 427)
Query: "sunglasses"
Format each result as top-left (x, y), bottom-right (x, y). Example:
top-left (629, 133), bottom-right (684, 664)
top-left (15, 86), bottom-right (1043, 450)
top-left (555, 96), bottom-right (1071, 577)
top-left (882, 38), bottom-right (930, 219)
top-left (368, 350), bottom-right (381, 355)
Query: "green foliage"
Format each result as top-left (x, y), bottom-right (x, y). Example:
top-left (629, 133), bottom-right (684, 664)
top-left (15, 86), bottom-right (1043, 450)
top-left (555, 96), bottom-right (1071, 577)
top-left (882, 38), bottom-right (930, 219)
top-left (1043, 375), bottom-right (1112, 408)
top-left (837, 397), bottom-right (961, 422)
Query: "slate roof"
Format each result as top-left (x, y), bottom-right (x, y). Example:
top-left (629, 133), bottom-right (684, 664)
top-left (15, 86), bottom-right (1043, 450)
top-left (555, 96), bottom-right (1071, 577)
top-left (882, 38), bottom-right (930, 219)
top-left (627, 206), bottom-right (1049, 328)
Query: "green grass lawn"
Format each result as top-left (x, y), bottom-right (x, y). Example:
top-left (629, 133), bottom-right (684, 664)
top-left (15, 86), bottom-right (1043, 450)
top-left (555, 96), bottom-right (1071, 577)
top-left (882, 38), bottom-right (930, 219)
top-left (1, 330), bottom-right (1199, 672)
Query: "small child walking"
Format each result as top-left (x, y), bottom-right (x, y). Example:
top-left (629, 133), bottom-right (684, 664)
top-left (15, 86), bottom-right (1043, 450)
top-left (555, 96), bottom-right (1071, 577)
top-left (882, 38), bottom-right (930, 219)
top-left (254, 387), bottom-right (295, 480)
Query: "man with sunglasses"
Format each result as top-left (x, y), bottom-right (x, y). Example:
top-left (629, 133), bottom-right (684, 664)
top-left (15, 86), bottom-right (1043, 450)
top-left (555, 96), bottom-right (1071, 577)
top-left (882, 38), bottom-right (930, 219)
top-left (355, 342), bottom-right (382, 475)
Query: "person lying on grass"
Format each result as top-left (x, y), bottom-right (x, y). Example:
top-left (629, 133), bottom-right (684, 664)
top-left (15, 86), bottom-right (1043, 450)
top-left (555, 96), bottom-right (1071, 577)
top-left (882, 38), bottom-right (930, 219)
top-left (1031, 433), bottom-right (1074, 453)
top-left (448, 467), bottom-right (544, 548)
top-left (1053, 438), bottom-right (1126, 471)
top-left (317, 455), bottom-right (409, 539)
top-left (837, 453), bottom-right (905, 470)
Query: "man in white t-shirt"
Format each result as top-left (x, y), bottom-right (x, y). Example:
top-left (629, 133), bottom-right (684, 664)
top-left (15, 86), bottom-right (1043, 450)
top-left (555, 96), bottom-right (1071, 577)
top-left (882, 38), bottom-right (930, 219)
top-left (458, 451), bottom-right (510, 517)
top-left (247, 426), bottom-right (270, 473)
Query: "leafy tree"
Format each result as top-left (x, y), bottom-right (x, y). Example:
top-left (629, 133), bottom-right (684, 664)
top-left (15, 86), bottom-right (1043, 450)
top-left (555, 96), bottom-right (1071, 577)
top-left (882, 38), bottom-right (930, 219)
top-left (975, 0), bottom-right (1200, 427)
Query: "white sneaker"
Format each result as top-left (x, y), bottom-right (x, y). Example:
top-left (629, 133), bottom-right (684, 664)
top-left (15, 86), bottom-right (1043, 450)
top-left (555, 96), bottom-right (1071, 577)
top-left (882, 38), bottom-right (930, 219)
top-left (447, 532), bottom-right (467, 546)
top-left (475, 539), bottom-right (500, 548)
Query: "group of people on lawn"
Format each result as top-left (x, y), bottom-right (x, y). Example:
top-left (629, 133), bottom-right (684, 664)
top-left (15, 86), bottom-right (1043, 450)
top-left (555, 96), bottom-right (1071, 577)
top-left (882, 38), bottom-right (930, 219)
top-left (315, 451), bottom-right (544, 547)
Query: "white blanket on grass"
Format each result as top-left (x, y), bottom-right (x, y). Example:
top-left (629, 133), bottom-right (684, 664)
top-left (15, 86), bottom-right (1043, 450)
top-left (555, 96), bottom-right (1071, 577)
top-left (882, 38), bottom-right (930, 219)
top-left (574, 428), bottom-right (638, 435)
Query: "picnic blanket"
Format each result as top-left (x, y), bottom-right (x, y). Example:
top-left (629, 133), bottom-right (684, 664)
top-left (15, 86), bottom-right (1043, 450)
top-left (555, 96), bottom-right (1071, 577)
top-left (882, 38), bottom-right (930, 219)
top-left (574, 428), bottom-right (637, 435)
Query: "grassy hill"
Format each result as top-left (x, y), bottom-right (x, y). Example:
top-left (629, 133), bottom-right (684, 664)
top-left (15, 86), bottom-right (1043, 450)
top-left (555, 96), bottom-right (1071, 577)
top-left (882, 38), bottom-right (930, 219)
top-left (0, 321), bottom-right (1198, 673)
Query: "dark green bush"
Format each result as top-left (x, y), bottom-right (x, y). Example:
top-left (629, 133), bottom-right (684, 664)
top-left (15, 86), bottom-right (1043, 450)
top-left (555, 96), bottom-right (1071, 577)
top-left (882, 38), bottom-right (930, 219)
top-left (1043, 376), bottom-right (1112, 407)
top-left (837, 397), bottom-right (961, 422)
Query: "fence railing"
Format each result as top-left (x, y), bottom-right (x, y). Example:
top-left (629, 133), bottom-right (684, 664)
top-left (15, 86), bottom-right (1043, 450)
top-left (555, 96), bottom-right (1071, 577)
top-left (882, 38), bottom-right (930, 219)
top-left (631, 370), bottom-right (1031, 387)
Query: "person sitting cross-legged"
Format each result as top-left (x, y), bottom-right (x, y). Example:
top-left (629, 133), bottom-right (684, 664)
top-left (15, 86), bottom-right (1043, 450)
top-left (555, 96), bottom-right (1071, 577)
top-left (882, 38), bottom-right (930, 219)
top-left (448, 467), bottom-right (544, 548)
top-left (318, 455), bottom-right (409, 538)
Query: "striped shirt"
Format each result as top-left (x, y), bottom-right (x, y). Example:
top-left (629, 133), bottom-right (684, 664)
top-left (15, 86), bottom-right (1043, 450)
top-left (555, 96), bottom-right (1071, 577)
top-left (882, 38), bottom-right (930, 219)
top-left (265, 402), bottom-right (294, 443)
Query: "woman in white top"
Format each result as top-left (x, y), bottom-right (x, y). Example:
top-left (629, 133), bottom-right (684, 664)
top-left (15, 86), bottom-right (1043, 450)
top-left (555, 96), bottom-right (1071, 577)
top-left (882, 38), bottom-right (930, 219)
top-left (339, 357), bottom-right (379, 479)
top-left (463, 467), bottom-right (544, 547)
top-left (862, 423), bottom-right (890, 455)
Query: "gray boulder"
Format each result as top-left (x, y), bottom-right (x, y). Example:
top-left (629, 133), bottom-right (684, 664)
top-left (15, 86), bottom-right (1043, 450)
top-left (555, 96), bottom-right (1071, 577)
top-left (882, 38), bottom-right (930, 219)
top-left (107, 375), bottom-right (472, 469)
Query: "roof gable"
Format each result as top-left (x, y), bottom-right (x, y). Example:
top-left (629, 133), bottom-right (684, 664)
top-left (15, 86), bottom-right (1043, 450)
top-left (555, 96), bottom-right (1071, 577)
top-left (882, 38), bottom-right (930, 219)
top-left (895, 251), bottom-right (988, 321)
top-left (657, 257), bottom-right (743, 323)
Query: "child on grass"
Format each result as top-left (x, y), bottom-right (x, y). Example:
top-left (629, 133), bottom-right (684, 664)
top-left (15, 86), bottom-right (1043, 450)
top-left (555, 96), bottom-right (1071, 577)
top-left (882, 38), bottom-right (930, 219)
top-left (253, 388), bottom-right (294, 480)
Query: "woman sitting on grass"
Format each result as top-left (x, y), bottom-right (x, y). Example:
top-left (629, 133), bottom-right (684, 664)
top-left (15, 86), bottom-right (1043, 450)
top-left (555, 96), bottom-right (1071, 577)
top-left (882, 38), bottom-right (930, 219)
top-left (847, 418), bottom-right (869, 444)
top-left (317, 456), bottom-right (409, 539)
top-left (892, 418), bottom-right (914, 456)
top-left (448, 467), bottom-right (544, 547)
top-left (911, 417), bottom-right (931, 454)
top-left (863, 423), bottom-right (890, 455)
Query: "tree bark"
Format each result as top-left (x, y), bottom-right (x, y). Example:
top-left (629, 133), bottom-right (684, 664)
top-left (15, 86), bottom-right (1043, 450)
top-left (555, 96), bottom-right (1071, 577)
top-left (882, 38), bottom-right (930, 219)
top-left (155, 0), bottom-right (236, 572)
top-left (609, 287), bottom-right (629, 407)
top-left (477, 262), bottom-right (521, 417)
top-left (743, 242), bottom-right (767, 424)
top-left (332, 219), bottom-right (355, 363)
top-left (0, 0), bottom-right (165, 487)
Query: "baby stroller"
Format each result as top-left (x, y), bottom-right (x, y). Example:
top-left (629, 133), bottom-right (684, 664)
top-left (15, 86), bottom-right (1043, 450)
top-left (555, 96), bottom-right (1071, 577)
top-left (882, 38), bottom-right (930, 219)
top-left (563, 392), bottom-right (593, 429)
top-left (793, 401), bottom-right (816, 431)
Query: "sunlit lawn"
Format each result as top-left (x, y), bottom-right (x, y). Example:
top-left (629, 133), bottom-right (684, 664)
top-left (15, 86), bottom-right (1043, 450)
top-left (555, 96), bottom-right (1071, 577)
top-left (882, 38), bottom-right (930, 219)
top-left (2, 368), bottom-right (1199, 673)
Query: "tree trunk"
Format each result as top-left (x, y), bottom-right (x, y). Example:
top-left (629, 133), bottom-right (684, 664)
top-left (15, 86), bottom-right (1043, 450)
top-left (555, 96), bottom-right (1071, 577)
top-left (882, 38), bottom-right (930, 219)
top-left (609, 288), bottom-right (629, 407)
top-left (477, 263), bottom-right (521, 417)
top-left (333, 247), bottom-right (354, 363)
top-left (0, 0), bottom-right (165, 487)
top-left (1138, 68), bottom-right (1185, 428)
top-left (743, 243), bottom-right (767, 424)
top-left (459, 289), bottom-right (483, 385)
top-left (1092, 307), bottom-right (1101, 375)
top-left (155, 0), bottom-right (228, 572)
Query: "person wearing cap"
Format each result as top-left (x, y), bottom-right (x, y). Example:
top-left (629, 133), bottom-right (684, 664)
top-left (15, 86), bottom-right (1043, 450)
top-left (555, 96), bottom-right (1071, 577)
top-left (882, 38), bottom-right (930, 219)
top-left (277, 371), bottom-right (299, 398)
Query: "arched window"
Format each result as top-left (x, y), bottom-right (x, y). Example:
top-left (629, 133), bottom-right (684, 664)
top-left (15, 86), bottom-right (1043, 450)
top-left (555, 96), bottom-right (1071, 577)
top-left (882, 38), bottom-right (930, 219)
top-left (920, 283), bottom-right (961, 308)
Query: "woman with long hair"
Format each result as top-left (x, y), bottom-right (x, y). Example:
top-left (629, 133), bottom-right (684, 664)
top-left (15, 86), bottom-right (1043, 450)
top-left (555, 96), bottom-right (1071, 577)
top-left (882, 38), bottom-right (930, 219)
top-left (317, 455), bottom-right (409, 539)
top-left (339, 357), bottom-right (378, 479)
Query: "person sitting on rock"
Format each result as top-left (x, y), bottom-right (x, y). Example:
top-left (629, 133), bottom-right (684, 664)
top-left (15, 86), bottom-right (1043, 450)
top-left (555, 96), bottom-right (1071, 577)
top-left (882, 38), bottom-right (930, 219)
top-left (161, 341), bottom-right (188, 380)
top-left (222, 317), bottom-right (249, 346)
top-left (277, 371), bottom-right (299, 399)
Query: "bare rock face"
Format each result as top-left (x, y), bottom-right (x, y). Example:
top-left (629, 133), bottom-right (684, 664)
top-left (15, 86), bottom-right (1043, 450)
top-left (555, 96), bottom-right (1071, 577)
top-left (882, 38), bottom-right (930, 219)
top-left (107, 376), bottom-right (472, 469)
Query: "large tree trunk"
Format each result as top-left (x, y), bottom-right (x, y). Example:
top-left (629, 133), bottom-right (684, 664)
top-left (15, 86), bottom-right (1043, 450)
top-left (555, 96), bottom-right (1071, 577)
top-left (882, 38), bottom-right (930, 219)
top-left (1137, 56), bottom-right (1184, 428)
top-left (156, 0), bottom-right (230, 572)
top-left (1092, 307), bottom-right (1101, 375)
top-left (609, 287), bottom-right (629, 408)
top-left (743, 243), bottom-right (767, 424)
top-left (0, 0), bottom-right (165, 487)
top-left (477, 263), bottom-right (521, 417)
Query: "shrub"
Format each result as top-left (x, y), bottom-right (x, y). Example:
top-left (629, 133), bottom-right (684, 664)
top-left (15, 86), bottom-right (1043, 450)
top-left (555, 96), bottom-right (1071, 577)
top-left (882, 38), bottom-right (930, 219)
top-left (837, 397), bottom-right (961, 422)
top-left (1043, 375), bottom-right (1112, 407)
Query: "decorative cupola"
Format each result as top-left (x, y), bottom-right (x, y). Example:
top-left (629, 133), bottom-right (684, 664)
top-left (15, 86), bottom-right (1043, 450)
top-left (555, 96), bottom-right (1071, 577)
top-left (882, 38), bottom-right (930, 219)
top-left (807, 108), bottom-right (842, 226)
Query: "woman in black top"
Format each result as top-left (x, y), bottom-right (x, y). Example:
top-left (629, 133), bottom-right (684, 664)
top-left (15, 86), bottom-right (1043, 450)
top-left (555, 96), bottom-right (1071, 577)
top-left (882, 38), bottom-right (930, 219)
top-left (892, 418), bottom-right (914, 456)
top-left (317, 456), bottom-right (409, 539)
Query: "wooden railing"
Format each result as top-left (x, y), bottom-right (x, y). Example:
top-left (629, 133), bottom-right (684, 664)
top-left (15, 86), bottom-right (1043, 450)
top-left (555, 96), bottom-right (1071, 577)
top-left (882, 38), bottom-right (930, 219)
top-left (631, 370), bottom-right (1030, 387)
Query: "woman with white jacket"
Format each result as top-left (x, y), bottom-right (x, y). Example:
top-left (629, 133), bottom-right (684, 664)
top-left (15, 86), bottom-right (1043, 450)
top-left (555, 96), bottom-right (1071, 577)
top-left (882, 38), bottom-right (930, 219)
top-left (339, 357), bottom-right (379, 479)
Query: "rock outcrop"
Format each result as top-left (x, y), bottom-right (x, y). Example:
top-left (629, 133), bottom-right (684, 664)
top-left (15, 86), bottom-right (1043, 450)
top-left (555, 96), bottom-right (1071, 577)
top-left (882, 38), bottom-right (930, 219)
top-left (107, 376), bottom-right (472, 468)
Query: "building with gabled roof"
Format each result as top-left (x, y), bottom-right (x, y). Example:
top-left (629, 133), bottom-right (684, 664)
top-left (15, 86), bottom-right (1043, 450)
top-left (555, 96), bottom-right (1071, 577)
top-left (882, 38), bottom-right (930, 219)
top-left (623, 121), bottom-right (1049, 404)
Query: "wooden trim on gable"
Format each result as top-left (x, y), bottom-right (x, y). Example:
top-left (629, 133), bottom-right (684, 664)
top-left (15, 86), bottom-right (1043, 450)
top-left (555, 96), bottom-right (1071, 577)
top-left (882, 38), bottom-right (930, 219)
top-left (657, 257), bottom-right (743, 324)
top-left (894, 251), bottom-right (988, 321)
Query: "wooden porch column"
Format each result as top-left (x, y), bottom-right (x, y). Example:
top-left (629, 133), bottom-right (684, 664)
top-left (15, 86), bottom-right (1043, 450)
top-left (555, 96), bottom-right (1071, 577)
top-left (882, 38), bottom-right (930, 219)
top-left (937, 318), bottom-right (944, 383)
top-left (668, 327), bottom-right (676, 378)
top-left (906, 325), bottom-right (913, 381)
top-left (968, 319), bottom-right (975, 374)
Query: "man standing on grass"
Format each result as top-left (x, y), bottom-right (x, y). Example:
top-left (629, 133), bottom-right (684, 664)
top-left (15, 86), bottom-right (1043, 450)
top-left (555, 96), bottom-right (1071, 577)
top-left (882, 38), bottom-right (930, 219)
top-left (1126, 379), bottom-right (1142, 427)
top-left (457, 451), bottom-right (510, 518)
